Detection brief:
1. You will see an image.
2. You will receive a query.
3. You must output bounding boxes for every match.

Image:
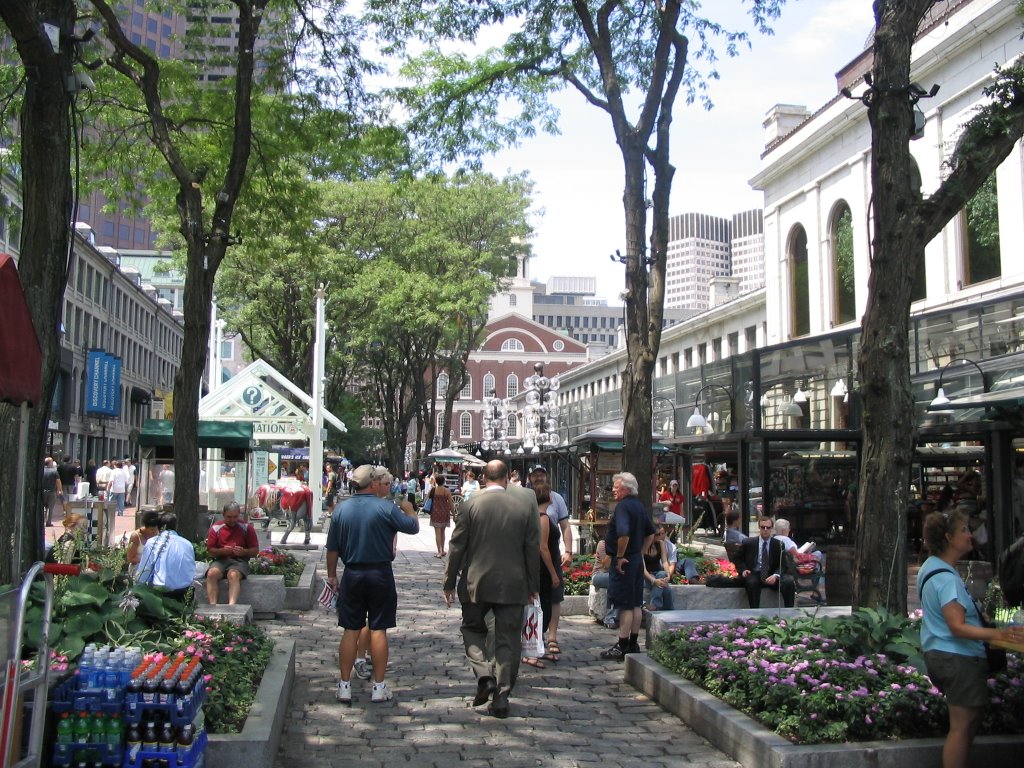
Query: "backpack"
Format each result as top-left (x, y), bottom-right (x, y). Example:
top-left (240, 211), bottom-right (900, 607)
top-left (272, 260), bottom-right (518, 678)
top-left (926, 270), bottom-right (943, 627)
top-left (998, 535), bottom-right (1024, 606)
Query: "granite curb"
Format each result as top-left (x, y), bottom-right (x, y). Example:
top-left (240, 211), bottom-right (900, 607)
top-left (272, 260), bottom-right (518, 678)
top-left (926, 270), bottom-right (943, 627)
top-left (625, 651), bottom-right (1022, 768)
top-left (207, 637), bottom-right (296, 768)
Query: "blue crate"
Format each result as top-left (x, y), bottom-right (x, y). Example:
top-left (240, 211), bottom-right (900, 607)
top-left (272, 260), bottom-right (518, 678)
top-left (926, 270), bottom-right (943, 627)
top-left (123, 678), bottom-right (206, 727)
top-left (50, 674), bottom-right (125, 715)
top-left (122, 727), bottom-right (207, 768)
top-left (52, 741), bottom-right (123, 767)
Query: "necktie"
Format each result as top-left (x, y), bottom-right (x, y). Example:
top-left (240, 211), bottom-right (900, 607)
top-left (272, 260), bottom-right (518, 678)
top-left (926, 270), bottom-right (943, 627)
top-left (760, 540), bottom-right (770, 579)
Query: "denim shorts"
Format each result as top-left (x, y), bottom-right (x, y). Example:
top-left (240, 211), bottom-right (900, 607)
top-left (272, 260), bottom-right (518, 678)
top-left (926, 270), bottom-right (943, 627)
top-left (924, 650), bottom-right (990, 708)
top-left (608, 557), bottom-right (644, 609)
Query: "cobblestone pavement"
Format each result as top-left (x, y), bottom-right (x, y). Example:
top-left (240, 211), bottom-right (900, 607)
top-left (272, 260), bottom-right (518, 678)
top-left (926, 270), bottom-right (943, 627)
top-left (259, 518), bottom-right (741, 768)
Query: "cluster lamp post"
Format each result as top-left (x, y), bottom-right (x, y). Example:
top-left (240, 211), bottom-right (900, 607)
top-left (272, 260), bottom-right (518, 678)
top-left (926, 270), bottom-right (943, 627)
top-left (522, 363), bottom-right (561, 454)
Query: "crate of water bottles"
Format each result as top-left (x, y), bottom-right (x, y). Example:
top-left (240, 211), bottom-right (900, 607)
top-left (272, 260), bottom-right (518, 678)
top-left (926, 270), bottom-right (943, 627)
top-left (123, 715), bottom-right (207, 768)
top-left (51, 645), bottom-right (143, 714)
top-left (123, 654), bottom-right (206, 727)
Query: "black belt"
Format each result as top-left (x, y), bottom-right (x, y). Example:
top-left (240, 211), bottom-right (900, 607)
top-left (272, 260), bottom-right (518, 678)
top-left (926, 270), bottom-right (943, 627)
top-left (344, 562), bottom-right (391, 569)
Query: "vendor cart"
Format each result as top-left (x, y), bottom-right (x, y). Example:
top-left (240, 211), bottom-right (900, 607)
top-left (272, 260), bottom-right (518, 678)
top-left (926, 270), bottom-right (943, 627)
top-left (1, 562), bottom-right (80, 768)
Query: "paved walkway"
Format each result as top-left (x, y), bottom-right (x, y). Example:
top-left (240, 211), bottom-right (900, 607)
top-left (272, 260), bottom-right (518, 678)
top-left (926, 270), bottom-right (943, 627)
top-left (258, 519), bottom-right (741, 768)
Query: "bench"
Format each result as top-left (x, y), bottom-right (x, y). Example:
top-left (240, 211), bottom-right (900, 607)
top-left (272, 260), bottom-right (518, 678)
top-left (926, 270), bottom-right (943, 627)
top-left (195, 574), bottom-right (286, 618)
top-left (194, 603), bottom-right (254, 625)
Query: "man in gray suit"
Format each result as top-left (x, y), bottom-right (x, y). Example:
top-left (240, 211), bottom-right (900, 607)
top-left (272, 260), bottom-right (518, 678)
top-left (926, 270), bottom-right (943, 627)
top-left (443, 460), bottom-right (540, 718)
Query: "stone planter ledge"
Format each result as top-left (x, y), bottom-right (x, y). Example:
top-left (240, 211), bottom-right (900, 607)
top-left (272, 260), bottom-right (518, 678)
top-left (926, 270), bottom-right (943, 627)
top-left (624, 651), bottom-right (1020, 768)
top-left (207, 638), bottom-right (296, 768)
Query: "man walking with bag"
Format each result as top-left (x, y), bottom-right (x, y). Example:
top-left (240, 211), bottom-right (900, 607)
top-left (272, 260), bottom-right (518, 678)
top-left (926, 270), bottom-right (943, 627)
top-left (443, 460), bottom-right (540, 718)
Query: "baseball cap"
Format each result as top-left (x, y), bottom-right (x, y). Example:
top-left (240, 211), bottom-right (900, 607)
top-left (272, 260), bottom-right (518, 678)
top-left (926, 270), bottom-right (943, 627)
top-left (350, 464), bottom-right (385, 489)
top-left (529, 465), bottom-right (547, 475)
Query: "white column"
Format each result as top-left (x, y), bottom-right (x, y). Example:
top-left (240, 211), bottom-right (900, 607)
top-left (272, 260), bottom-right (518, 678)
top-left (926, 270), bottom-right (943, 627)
top-left (310, 285), bottom-right (327, 525)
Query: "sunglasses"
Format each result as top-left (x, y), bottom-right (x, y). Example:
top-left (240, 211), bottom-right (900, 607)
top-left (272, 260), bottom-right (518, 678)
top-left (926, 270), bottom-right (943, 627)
top-left (759, 524), bottom-right (773, 530)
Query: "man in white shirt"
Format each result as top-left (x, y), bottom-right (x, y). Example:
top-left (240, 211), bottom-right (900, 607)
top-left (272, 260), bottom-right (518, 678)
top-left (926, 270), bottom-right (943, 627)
top-left (108, 460), bottom-right (128, 517)
top-left (159, 464), bottom-right (175, 504)
top-left (123, 456), bottom-right (137, 507)
top-left (95, 460), bottom-right (112, 494)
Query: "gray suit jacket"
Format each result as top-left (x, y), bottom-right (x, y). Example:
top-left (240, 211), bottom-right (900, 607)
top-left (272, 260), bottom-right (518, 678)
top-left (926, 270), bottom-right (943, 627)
top-left (443, 485), bottom-right (540, 604)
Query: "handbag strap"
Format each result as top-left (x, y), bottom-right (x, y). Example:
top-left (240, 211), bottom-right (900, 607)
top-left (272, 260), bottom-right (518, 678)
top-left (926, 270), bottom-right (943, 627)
top-left (918, 565), bottom-right (984, 623)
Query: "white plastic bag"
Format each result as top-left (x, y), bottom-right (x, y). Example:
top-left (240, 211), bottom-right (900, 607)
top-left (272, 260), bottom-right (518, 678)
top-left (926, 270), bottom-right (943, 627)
top-left (521, 594), bottom-right (544, 658)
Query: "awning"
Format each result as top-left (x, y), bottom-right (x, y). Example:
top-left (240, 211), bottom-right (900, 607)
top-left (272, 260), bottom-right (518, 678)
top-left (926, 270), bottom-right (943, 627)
top-left (0, 254), bottom-right (42, 406)
top-left (929, 385), bottom-right (1024, 410)
top-left (140, 418), bottom-right (254, 449)
top-left (591, 440), bottom-right (671, 453)
top-left (130, 386), bottom-right (152, 404)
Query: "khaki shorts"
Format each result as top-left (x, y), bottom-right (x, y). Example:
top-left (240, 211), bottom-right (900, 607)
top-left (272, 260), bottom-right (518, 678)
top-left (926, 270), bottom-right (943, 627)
top-left (924, 650), bottom-right (990, 708)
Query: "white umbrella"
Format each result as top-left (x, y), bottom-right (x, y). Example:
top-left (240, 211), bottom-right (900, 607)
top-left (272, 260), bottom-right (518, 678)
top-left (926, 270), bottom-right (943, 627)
top-left (427, 448), bottom-right (469, 461)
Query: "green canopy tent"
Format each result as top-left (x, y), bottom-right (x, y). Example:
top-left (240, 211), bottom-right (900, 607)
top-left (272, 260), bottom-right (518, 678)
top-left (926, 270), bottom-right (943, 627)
top-left (139, 418), bottom-right (254, 449)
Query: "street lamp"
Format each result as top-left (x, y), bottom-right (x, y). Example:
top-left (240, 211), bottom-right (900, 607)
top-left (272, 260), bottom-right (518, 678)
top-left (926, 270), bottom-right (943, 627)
top-left (481, 389), bottom-right (512, 455)
top-left (522, 362), bottom-right (561, 454)
top-left (686, 384), bottom-right (735, 433)
top-left (929, 357), bottom-right (988, 409)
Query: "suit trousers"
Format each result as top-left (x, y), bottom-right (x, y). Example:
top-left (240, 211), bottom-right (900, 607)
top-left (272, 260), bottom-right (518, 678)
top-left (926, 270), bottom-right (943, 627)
top-left (460, 599), bottom-right (524, 704)
top-left (743, 573), bottom-right (795, 608)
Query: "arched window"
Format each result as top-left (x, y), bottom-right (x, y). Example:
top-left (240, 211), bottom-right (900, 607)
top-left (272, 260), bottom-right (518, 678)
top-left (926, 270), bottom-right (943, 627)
top-left (830, 202), bottom-right (856, 325)
top-left (506, 373), bottom-right (519, 398)
top-left (460, 412), bottom-right (472, 437)
top-left (508, 294), bottom-right (517, 307)
top-left (459, 376), bottom-right (472, 399)
top-left (500, 338), bottom-right (525, 352)
top-left (506, 413), bottom-right (518, 437)
top-left (788, 224), bottom-right (810, 337)
top-left (963, 173), bottom-right (1001, 285)
top-left (436, 413), bottom-right (444, 435)
top-left (436, 372), bottom-right (449, 398)
top-left (483, 373), bottom-right (495, 396)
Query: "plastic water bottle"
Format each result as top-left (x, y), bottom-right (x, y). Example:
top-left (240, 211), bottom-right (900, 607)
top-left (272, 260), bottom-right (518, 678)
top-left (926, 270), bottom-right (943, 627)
top-left (1011, 609), bottom-right (1024, 627)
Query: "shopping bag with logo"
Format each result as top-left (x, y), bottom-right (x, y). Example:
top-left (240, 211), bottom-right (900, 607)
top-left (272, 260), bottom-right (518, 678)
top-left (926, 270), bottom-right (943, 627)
top-left (521, 594), bottom-right (544, 658)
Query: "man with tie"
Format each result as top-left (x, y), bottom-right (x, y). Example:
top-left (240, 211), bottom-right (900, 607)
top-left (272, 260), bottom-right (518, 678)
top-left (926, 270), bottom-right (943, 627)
top-left (739, 516), bottom-right (795, 608)
top-left (443, 460), bottom-right (540, 719)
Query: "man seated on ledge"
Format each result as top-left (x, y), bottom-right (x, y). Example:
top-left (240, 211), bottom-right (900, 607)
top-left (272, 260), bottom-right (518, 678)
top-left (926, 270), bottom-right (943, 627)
top-left (739, 515), bottom-right (794, 608)
top-left (137, 512), bottom-right (196, 600)
top-left (205, 501), bottom-right (260, 605)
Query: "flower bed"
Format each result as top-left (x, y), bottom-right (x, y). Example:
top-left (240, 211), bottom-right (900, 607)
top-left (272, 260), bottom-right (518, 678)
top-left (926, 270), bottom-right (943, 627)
top-left (563, 556), bottom-right (594, 596)
top-left (650, 612), bottom-right (1024, 744)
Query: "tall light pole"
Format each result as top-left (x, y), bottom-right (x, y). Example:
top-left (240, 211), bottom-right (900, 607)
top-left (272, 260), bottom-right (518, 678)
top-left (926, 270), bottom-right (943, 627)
top-left (522, 363), bottom-right (561, 454)
top-left (310, 284), bottom-right (327, 523)
top-left (481, 389), bottom-right (511, 456)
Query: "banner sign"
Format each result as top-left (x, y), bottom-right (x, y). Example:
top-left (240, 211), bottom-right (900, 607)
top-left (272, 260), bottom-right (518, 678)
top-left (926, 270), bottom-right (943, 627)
top-left (85, 349), bottom-right (123, 416)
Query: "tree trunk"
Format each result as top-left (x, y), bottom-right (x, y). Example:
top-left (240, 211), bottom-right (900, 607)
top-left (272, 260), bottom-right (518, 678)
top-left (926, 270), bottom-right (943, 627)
top-left (854, 3), bottom-right (925, 612)
top-left (0, 0), bottom-right (76, 581)
top-left (619, 140), bottom-right (655, 505)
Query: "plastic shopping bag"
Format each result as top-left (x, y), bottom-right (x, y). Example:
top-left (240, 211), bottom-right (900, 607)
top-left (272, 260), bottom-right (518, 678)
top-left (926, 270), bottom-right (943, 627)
top-left (521, 594), bottom-right (544, 658)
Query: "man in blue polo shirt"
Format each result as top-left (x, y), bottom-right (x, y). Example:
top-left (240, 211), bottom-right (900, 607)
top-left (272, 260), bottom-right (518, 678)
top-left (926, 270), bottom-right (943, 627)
top-left (326, 464), bottom-right (419, 705)
top-left (599, 471), bottom-right (655, 660)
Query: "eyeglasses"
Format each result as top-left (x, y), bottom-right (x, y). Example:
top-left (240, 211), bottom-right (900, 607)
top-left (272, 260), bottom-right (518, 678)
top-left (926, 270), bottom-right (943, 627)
top-left (758, 524), bottom-right (773, 530)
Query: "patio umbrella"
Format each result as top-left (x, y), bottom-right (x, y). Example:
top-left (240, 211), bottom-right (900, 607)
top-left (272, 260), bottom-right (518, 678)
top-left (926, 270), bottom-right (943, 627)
top-left (427, 448), bottom-right (469, 462)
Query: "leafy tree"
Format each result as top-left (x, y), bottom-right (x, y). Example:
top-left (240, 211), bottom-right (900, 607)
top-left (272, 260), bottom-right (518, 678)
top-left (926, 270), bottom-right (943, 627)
top-left (855, 1), bottom-right (1024, 610)
top-left (366, 0), bottom-right (785, 503)
top-left (317, 173), bottom-right (531, 470)
top-left (0, 0), bottom-right (79, 579)
top-left (77, 0), bottom-right (373, 539)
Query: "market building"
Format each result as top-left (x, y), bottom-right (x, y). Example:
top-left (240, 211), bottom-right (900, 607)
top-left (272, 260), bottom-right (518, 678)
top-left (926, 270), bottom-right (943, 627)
top-left (547, 0), bottom-right (1024, 572)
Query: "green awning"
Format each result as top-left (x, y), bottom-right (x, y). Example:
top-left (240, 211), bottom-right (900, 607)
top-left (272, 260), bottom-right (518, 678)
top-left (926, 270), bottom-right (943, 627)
top-left (140, 419), bottom-right (254, 449)
top-left (592, 440), bottom-right (671, 452)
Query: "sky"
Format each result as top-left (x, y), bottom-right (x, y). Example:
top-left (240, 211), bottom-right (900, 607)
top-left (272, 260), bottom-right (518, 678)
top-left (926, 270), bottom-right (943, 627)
top-left (481, 0), bottom-right (873, 301)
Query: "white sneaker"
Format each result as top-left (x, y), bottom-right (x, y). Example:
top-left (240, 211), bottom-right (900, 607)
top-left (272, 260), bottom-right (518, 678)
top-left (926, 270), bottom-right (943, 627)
top-left (370, 682), bottom-right (393, 702)
top-left (336, 680), bottom-right (352, 703)
top-left (353, 659), bottom-right (371, 680)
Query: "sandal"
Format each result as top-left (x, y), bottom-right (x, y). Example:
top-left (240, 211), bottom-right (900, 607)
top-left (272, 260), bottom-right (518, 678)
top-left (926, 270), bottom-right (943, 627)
top-left (521, 657), bottom-right (545, 669)
top-left (540, 652), bottom-right (559, 663)
top-left (546, 641), bottom-right (562, 655)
